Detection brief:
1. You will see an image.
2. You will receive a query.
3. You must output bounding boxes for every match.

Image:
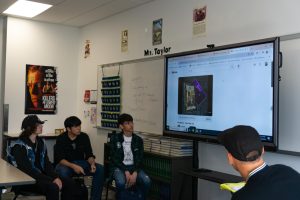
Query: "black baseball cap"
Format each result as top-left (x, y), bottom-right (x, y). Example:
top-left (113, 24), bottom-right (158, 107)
top-left (21, 115), bottom-right (46, 130)
top-left (218, 125), bottom-right (263, 161)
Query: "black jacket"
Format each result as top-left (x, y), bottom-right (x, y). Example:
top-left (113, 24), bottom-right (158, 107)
top-left (55, 132), bottom-right (95, 164)
top-left (232, 164), bottom-right (300, 200)
top-left (11, 137), bottom-right (58, 183)
top-left (109, 132), bottom-right (144, 174)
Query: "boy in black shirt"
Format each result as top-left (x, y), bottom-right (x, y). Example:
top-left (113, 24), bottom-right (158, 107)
top-left (55, 116), bottom-right (104, 200)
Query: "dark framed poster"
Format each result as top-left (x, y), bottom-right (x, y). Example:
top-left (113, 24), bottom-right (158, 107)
top-left (25, 64), bottom-right (57, 114)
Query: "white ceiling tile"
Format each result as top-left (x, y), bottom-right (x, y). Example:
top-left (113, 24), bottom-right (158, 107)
top-left (34, 0), bottom-right (113, 23)
top-left (0, 0), bottom-right (154, 27)
top-left (64, 0), bottom-right (153, 26)
top-left (0, 0), bottom-right (17, 13)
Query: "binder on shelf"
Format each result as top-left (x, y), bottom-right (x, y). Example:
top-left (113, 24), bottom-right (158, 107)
top-left (101, 75), bottom-right (121, 128)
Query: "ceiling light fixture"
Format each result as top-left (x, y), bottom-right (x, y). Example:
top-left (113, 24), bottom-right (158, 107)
top-left (3, 0), bottom-right (52, 18)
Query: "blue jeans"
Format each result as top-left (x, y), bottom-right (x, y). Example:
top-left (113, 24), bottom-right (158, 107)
top-left (55, 160), bottom-right (104, 200)
top-left (113, 168), bottom-right (151, 200)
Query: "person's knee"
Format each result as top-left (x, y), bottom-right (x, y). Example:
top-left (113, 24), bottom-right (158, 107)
top-left (142, 174), bottom-right (151, 188)
top-left (138, 172), bottom-right (151, 189)
top-left (113, 169), bottom-right (126, 189)
top-left (95, 163), bottom-right (104, 174)
top-left (56, 164), bottom-right (73, 178)
top-left (114, 177), bottom-right (126, 189)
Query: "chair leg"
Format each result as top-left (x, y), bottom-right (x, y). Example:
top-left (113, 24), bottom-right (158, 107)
top-left (105, 182), bottom-right (109, 200)
top-left (13, 194), bottom-right (18, 200)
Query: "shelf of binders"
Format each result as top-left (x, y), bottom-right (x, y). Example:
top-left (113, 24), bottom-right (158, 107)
top-left (143, 151), bottom-right (192, 200)
top-left (101, 76), bottom-right (121, 128)
top-left (143, 152), bottom-right (172, 182)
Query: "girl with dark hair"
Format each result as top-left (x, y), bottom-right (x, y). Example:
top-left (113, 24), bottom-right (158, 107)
top-left (8, 115), bottom-right (87, 200)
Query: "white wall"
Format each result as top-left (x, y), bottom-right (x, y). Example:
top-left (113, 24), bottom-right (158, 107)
top-left (0, 17), bottom-right (5, 155)
top-left (5, 17), bottom-right (80, 134)
top-left (78, 0), bottom-right (300, 199)
top-left (3, 0), bottom-right (299, 199)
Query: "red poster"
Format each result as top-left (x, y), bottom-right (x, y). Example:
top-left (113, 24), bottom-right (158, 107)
top-left (25, 64), bottom-right (57, 114)
top-left (84, 90), bottom-right (90, 102)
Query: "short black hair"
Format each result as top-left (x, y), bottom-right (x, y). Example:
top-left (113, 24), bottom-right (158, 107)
top-left (64, 116), bottom-right (81, 129)
top-left (118, 113), bottom-right (133, 125)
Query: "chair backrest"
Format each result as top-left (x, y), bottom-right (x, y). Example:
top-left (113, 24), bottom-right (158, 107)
top-left (53, 143), bottom-right (59, 167)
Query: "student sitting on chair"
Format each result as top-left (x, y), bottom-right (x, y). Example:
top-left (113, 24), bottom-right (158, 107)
top-left (54, 116), bottom-right (104, 200)
top-left (109, 113), bottom-right (151, 200)
top-left (218, 125), bottom-right (300, 200)
top-left (8, 115), bottom-right (86, 200)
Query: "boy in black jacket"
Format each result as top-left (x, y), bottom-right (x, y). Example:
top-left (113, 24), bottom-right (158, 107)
top-left (110, 113), bottom-right (151, 200)
top-left (55, 116), bottom-right (104, 200)
top-left (9, 115), bottom-right (86, 200)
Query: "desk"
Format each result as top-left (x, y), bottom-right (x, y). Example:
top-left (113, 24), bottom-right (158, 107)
top-left (0, 159), bottom-right (35, 187)
top-left (178, 168), bottom-right (243, 200)
top-left (0, 159), bottom-right (35, 199)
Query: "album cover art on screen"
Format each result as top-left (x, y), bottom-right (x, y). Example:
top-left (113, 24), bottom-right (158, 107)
top-left (178, 75), bottom-right (213, 116)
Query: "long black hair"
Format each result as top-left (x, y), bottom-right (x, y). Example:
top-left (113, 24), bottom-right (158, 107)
top-left (19, 125), bottom-right (37, 138)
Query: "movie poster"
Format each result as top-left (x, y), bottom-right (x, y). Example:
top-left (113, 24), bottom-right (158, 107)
top-left (25, 64), bottom-right (57, 114)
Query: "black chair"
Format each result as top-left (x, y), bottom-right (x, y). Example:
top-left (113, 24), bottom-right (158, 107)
top-left (105, 178), bottom-right (113, 200)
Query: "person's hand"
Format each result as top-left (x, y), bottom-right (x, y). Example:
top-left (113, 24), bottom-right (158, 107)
top-left (90, 163), bottom-right (96, 173)
top-left (72, 164), bottom-right (85, 175)
top-left (125, 171), bottom-right (131, 188)
top-left (53, 178), bottom-right (62, 190)
top-left (128, 171), bottom-right (137, 187)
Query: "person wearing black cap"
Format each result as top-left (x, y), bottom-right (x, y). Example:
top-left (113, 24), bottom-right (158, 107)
top-left (218, 125), bottom-right (300, 200)
top-left (7, 115), bottom-right (87, 200)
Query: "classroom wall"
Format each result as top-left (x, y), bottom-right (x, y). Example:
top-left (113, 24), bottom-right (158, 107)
top-left (1, 0), bottom-right (300, 199)
top-left (78, 0), bottom-right (300, 199)
top-left (4, 17), bottom-right (80, 134)
top-left (0, 17), bottom-right (5, 155)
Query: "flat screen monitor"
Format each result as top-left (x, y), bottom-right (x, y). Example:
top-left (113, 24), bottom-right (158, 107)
top-left (164, 37), bottom-right (281, 150)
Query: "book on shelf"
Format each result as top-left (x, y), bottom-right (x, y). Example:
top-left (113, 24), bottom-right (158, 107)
top-left (170, 152), bottom-right (192, 156)
top-left (171, 148), bottom-right (193, 152)
top-left (141, 134), bottom-right (194, 156)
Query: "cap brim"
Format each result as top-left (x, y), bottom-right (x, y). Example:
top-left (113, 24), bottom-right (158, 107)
top-left (38, 120), bottom-right (47, 124)
top-left (218, 129), bottom-right (229, 145)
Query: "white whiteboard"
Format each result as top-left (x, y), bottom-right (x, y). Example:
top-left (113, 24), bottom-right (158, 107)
top-left (97, 57), bottom-right (164, 135)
